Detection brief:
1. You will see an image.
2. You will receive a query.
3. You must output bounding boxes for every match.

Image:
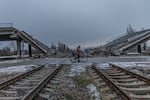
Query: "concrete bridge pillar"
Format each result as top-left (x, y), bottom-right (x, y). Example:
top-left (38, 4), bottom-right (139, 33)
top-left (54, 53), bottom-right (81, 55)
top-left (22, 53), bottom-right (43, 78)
top-left (28, 44), bottom-right (32, 57)
top-left (17, 40), bottom-right (21, 58)
top-left (137, 44), bottom-right (142, 53)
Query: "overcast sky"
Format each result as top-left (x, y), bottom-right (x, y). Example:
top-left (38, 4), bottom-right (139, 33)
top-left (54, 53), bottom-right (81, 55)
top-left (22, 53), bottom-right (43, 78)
top-left (0, 0), bottom-right (150, 48)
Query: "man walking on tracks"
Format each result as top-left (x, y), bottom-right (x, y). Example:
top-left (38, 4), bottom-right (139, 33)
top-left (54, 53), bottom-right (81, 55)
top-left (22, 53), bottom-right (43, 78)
top-left (76, 45), bottom-right (81, 63)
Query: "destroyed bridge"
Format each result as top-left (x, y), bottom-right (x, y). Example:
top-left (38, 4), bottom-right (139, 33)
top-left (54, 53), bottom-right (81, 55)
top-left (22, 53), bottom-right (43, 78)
top-left (0, 27), bottom-right (53, 58)
top-left (103, 29), bottom-right (150, 55)
top-left (1, 26), bottom-right (150, 58)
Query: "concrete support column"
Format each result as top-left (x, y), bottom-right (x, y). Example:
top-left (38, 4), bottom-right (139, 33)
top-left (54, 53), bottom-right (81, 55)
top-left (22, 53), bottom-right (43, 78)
top-left (28, 44), bottom-right (32, 57)
top-left (22, 41), bottom-right (24, 58)
top-left (17, 40), bottom-right (21, 58)
top-left (143, 42), bottom-right (147, 51)
top-left (137, 44), bottom-right (142, 53)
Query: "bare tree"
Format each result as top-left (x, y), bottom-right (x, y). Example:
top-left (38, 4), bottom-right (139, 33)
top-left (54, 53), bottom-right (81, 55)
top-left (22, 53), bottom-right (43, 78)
top-left (9, 41), bottom-right (16, 51)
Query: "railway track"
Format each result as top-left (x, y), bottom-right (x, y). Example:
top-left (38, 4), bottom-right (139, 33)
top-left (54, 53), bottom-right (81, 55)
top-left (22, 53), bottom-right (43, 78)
top-left (90, 63), bottom-right (150, 100)
top-left (0, 64), bottom-right (62, 100)
top-left (88, 67), bottom-right (123, 100)
top-left (35, 64), bottom-right (74, 100)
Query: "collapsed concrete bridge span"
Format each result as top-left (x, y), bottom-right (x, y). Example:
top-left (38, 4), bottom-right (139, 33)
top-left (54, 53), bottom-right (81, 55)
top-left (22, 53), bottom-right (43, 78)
top-left (0, 27), bottom-right (53, 58)
top-left (103, 29), bottom-right (150, 55)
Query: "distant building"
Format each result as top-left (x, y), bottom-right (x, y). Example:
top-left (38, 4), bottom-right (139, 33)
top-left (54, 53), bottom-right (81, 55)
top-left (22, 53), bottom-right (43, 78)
top-left (51, 42), bottom-right (56, 50)
top-left (58, 41), bottom-right (69, 52)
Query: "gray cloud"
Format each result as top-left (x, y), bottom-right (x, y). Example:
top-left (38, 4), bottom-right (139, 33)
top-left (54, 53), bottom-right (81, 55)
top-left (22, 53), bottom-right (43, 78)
top-left (0, 0), bottom-right (150, 48)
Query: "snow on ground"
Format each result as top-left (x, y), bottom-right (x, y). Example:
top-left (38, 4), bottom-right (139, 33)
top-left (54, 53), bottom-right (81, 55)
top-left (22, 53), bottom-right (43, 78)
top-left (98, 63), bottom-right (109, 68)
top-left (87, 84), bottom-right (101, 100)
top-left (69, 63), bottom-right (101, 99)
top-left (69, 63), bottom-right (92, 77)
top-left (0, 64), bottom-right (38, 74)
top-left (111, 62), bottom-right (150, 68)
top-left (96, 62), bottom-right (150, 68)
top-left (0, 59), bottom-right (29, 64)
top-left (41, 58), bottom-right (72, 65)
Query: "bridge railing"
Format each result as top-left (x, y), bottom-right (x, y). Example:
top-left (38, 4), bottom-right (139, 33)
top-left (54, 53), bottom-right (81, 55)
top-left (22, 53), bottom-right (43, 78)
top-left (0, 23), bottom-right (13, 28)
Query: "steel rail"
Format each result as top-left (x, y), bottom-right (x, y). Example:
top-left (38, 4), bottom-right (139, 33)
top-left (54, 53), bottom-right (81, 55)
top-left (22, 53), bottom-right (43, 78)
top-left (110, 63), bottom-right (150, 84)
top-left (22, 64), bottom-right (62, 100)
top-left (91, 65), bottom-right (132, 100)
top-left (0, 65), bottom-right (43, 89)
